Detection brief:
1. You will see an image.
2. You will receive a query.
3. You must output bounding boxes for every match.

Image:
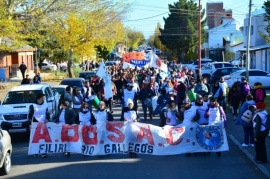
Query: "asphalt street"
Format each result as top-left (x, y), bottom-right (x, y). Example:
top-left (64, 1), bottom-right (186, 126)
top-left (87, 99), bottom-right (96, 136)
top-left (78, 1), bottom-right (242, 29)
top-left (4, 100), bottom-right (267, 179)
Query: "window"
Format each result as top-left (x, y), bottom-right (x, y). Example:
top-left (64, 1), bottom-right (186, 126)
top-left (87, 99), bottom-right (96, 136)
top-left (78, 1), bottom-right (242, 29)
top-left (245, 26), bottom-right (247, 36)
top-left (252, 71), bottom-right (268, 76)
top-left (231, 68), bottom-right (240, 73)
top-left (251, 26), bottom-right (253, 35)
top-left (220, 69), bottom-right (229, 76)
top-left (224, 64), bottom-right (234, 67)
top-left (214, 64), bottom-right (222, 68)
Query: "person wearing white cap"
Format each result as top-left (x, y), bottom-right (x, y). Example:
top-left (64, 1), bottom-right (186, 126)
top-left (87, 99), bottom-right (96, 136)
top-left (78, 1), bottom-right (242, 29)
top-left (123, 98), bottom-right (139, 158)
top-left (121, 83), bottom-right (138, 107)
top-left (94, 101), bottom-right (114, 128)
top-left (179, 98), bottom-right (198, 126)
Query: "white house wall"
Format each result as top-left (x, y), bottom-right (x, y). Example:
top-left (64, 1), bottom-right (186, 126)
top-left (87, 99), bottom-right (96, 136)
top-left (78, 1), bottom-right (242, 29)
top-left (244, 12), bottom-right (267, 47)
top-left (208, 23), bottom-right (243, 49)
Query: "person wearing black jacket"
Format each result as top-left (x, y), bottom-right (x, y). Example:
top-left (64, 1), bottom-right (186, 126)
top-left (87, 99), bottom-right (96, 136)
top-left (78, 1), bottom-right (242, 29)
top-left (21, 74), bottom-right (31, 84)
top-left (55, 100), bottom-right (76, 157)
top-left (139, 83), bottom-right (155, 121)
top-left (55, 101), bottom-right (76, 125)
top-left (28, 93), bottom-right (50, 158)
top-left (19, 61), bottom-right (27, 79)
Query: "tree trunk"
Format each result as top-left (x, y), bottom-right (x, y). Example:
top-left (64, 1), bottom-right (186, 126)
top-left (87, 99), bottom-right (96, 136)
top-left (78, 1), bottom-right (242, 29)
top-left (67, 48), bottom-right (73, 78)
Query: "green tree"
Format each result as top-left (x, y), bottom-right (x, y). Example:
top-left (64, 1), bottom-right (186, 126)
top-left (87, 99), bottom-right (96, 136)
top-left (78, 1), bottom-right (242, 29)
top-left (0, 1), bottom-right (25, 50)
top-left (126, 28), bottom-right (145, 51)
top-left (159, 0), bottom-right (206, 63)
top-left (262, 1), bottom-right (270, 42)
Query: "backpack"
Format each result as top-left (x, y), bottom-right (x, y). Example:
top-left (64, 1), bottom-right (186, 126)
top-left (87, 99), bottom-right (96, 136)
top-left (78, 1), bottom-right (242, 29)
top-left (242, 84), bottom-right (250, 95)
top-left (262, 115), bottom-right (270, 130)
top-left (241, 109), bottom-right (253, 123)
top-left (255, 88), bottom-right (264, 102)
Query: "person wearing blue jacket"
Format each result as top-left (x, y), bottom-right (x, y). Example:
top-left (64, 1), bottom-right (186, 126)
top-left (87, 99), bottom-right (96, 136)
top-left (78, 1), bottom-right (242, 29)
top-left (235, 94), bottom-right (256, 147)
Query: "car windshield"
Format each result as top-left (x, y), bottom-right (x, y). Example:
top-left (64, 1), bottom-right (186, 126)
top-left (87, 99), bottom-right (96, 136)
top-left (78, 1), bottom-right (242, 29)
top-left (2, 90), bottom-right (43, 104)
top-left (53, 88), bottom-right (65, 97)
top-left (60, 80), bottom-right (82, 87)
top-left (79, 72), bottom-right (95, 79)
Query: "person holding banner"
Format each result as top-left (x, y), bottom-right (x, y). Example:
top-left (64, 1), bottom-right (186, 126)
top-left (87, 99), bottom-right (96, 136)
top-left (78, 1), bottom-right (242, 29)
top-left (28, 93), bottom-right (50, 158)
top-left (55, 101), bottom-right (76, 125)
top-left (178, 98), bottom-right (199, 157)
top-left (55, 100), bottom-right (76, 157)
top-left (94, 101), bottom-right (114, 128)
top-left (205, 97), bottom-right (227, 158)
top-left (191, 95), bottom-right (209, 125)
top-left (78, 102), bottom-right (96, 126)
top-left (164, 100), bottom-right (179, 126)
top-left (123, 99), bottom-right (139, 158)
top-left (179, 98), bottom-right (199, 126)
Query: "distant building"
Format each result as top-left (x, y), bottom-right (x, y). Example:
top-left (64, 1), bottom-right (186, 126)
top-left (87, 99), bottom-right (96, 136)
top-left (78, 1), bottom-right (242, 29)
top-left (206, 19), bottom-right (243, 61)
top-left (243, 9), bottom-right (267, 47)
top-left (0, 38), bottom-right (35, 79)
top-left (206, 2), bottom-right (232, 29)
top-left (240, 9), bottom-right (269, 72)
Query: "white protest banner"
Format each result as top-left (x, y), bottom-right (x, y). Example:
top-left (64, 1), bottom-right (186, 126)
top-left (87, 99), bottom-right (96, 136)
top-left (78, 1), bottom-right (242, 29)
top-left (122, 62), bottom-right (137, 69)
top-left (28, 122), bottom-right (229, 156)
top-left (96, 61), bottom-right (107, 78)
top-left (104, 76), bottom-right (113, 99)
top-left (150, 53), bottom-right (168, 73)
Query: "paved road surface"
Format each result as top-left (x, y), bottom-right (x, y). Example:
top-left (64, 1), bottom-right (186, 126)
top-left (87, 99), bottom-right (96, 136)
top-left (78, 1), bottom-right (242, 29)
top-left (5, 101), bottom-right (267, 179)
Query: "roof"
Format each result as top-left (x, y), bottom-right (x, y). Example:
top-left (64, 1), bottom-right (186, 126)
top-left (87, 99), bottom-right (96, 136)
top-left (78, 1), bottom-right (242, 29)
top-left (10, 84), bottom-right (48, 92)
top-left (60, 78), bottom-right (84, 81)
top-left (239, 44), bottom-right (270, 51)
top-left (51, 85), bottom-right (69, 89)
top-left (0, 37), bottom-right (36, 52)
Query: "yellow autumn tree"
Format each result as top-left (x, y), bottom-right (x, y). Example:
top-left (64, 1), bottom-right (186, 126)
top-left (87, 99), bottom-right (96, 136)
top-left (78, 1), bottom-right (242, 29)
top-left (48, 1), bottom-right (127, 77)
top-left (0, 1), bottom-right (25, 50)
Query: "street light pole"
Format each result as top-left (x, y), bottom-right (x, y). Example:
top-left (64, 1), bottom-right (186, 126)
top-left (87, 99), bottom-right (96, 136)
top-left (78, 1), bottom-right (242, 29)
top-left (246, 0), bottom-right (252, 81)
top-left (198, 0), bottom-right (202, 77)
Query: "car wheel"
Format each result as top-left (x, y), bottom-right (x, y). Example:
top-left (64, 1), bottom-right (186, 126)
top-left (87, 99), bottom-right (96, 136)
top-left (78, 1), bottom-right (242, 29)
top-left (0, 152), bottom-right (11, 175)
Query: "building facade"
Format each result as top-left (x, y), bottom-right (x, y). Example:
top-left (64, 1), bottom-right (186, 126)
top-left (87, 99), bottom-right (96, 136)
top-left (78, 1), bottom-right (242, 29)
top-left (206, 2), bottom-right (232, 29)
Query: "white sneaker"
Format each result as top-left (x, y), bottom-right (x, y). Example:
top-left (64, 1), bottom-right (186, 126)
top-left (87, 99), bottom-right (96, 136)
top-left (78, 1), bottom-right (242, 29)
top-left (242, 143), bottom-right (249, 147)
top-left (249, 144), bottom-right (254, 147)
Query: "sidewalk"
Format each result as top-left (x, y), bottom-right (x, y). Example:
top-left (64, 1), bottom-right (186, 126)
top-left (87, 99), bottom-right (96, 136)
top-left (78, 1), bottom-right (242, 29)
top-left (226, 112), bottom-right (270, 177)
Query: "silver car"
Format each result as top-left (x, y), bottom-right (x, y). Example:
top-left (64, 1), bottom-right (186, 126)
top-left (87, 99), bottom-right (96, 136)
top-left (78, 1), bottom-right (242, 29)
top-left (0, 129), bottom-right (12, 175)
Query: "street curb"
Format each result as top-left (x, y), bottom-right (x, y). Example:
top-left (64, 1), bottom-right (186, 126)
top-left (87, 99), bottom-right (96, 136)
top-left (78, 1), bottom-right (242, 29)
top-left (228, 134), bottom-right (270, 178)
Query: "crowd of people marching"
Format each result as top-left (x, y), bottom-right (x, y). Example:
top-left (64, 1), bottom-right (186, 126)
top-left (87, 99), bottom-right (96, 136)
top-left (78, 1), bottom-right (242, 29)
top-left (28, 62), bottom-right (269, 163)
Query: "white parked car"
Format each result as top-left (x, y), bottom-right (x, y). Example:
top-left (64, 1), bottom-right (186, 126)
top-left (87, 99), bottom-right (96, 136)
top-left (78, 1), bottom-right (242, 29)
top-left (0, 84), bottom-right (59, 134)
top-left (185, 58), bottom-right (214, 70)
top-left (40, 62), bottom-right (57, 71)
top-left (224, 69), bottom-right (270, 88)
top-left (0, 129), bottom-right (12, 175)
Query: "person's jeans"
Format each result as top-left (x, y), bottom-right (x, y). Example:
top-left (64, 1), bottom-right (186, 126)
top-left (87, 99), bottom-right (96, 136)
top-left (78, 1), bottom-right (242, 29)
top-left (86, 101), bottom-right (92, 112)
top-left (218, 96), bottom-right (227, 112)
top-left (142, 101), bottom-right (153, 120)
top-left (243, 126), bottom-right (254, 145)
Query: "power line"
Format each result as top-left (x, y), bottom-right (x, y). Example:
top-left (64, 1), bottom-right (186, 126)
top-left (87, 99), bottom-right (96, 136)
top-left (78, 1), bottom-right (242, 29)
top-left (123, 12), bottom-right (168, 22)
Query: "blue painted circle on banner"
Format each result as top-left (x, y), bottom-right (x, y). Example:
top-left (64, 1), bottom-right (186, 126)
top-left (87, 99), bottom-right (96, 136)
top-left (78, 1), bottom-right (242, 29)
top-left (196, 125), bottom-right (224, 150)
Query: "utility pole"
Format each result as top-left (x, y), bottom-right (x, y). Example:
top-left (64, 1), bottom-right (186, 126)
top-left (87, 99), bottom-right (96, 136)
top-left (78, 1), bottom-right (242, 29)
top-left (198, 0), bottom-right (202, 77)
top-left (246, 0), bottom-right (252, 81)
